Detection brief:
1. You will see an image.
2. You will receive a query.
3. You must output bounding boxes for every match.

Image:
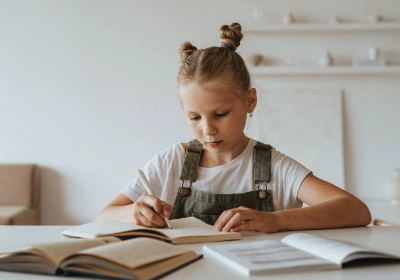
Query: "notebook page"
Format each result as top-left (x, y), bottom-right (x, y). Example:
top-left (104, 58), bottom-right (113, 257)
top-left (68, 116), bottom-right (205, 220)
top-left (203, 240), bottom-right (337, 275)
top-left (157, 217), bottom-right (241, 241)
top-left (282, 233), bottom-right (374, 264)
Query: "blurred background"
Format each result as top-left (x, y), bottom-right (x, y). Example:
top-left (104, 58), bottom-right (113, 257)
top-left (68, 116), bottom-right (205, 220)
top-left (0, 0), bottom-right (399, 224)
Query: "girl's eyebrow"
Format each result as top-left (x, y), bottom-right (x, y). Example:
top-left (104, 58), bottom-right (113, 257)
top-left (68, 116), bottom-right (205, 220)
top-left (185, 103), bottom-right (234, 114)
top-left (186, 108), bottom-right (229, 115)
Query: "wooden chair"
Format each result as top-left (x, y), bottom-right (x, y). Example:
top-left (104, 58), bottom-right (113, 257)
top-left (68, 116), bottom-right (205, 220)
top-left (0, 164), bottom-right (40, 225)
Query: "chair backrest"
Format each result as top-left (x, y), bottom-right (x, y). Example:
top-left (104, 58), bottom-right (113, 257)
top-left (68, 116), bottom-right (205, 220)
top-left (0, 164), bottom-right (39, 208)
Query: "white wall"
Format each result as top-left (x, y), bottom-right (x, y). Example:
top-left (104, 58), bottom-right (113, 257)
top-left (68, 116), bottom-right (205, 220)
top-left (0, 0), bottom-right (399, 225)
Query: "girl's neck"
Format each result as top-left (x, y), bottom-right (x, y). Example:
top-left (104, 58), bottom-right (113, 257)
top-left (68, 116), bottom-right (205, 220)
top-left (199, 136), bottom-right (249, 168)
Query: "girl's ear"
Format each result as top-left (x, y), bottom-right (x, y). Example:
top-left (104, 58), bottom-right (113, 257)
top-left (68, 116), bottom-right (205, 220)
top-left (247, 88), bottom-right (257, 113)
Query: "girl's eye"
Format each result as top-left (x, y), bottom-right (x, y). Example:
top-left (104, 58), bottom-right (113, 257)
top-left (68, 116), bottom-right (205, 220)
top-left (215, 112), bottom-right (229, 118)
top-left (189, 116), bottom-right (200, 121)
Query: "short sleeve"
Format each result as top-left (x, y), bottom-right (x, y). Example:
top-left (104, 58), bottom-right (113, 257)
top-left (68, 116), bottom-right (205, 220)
top-left (120, 155), bottom-right (164, 202)
top-left (270, 149), bottom-right (312, 210)
top-left (119, 144), bottom-right (185, 205)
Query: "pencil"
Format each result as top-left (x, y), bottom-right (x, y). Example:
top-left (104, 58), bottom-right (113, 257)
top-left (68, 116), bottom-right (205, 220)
top-left (137, 169), bottom-right (172, 229)
top-left (373, 219), bottom-right (394, 226)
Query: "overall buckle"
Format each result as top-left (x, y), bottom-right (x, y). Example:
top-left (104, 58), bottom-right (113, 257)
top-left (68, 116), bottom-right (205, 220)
top-left (180, 180), bottom-right (192, 196)
top-left (256, 182), bottom-right (269, 199)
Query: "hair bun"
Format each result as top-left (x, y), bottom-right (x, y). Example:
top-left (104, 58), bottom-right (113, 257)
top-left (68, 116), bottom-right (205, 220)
top-left (179, 41), bottom-right (198, 62)
top-left (219, 23), bottom-right (243, 50)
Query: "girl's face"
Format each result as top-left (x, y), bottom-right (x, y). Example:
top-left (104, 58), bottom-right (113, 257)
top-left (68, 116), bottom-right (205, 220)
top-left (179, 81), bottom-right (256, 156)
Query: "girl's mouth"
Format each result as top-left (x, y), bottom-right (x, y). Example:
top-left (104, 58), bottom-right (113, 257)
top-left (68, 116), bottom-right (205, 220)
top-left (207, 140), bottom-right (222, 147)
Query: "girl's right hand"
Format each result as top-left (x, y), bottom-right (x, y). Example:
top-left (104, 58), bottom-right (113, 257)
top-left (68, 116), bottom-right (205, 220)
top-left (131, 194), bottom-right (172, 228)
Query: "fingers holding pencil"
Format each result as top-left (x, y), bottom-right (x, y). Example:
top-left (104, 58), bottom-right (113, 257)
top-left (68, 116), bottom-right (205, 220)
top-left (145, 194), bottom-right (172, 224)
top-left (132, 194), bottom-right (172, 227)
top-left (136, 169), bottom-right (173, 228)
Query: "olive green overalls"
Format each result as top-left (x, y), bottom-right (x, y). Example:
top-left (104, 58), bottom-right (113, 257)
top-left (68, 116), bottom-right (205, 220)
top-left (169, 139), bottom-right (276, 225)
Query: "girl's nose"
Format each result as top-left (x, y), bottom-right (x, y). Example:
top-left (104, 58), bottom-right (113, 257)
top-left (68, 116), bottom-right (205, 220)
top-left (202, 119), bottom-right (217, 136)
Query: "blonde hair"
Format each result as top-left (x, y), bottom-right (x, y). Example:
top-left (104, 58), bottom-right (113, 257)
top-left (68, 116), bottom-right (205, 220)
top-left (177, 23), bottom-right (250, 98)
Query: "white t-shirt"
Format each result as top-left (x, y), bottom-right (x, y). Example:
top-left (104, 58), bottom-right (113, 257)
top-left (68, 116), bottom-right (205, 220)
top-left (121, 139), bottom-right (311, 211)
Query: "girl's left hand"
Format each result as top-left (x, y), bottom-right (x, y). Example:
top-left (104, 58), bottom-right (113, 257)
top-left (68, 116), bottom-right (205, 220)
top-left (213, 206), bottom-right (280, 233)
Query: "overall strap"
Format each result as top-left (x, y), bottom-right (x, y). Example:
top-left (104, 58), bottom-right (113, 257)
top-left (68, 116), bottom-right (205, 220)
top-left (253, 142), bottom-right (273, 184)
top-left (180, 139), bottom-right (203, 182)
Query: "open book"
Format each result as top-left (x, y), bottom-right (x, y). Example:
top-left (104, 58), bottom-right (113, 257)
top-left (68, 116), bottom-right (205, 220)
top-left (203, 233), bottom-right (400, 276)
top-left (62, 217), bottom-right (241, 244)
top-left (0, 236), bottom-right (201, 280)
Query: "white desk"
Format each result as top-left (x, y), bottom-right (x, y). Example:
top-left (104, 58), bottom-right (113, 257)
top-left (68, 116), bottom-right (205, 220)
top-left (1, 225), bottom-right (400, 280)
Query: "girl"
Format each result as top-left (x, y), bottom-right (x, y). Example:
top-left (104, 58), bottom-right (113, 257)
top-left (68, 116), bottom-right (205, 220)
top-left (96, 23), bottom-right (371, 233)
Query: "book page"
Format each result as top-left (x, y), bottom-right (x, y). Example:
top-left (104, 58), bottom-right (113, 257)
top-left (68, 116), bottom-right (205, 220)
top-left (0, 237), bottom-right (120, 275)
top-left (0, 250), bottom-right (60, 275)
top-left (28, 237), bottom-right (120, 264)
top-left (63, 237), bottom-right (192, 269)
top-left (170, 216), bottom-right (212, 228)
top-left (203, 240), bottom-right (337, 275)
top-left (156, 217), bottom-right (241, 244)
top-left (281, 233), bottom-right (385, 265)
top-left (62, 221), bottom-right (153, 238)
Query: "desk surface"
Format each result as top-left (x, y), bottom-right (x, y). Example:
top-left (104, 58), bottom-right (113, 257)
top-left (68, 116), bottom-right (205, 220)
top-left (366, 200), bottom-right (400, 225)
top-left (1, 225), bottom-right (400, 280)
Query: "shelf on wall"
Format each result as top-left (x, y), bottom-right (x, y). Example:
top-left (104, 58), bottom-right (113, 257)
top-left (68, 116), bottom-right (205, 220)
top-left (246, 22), bottom-right (400, 33)
top-left (250, 66), bottom-right (400, 76)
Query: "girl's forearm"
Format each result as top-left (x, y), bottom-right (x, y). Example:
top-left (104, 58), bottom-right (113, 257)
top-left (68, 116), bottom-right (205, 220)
top-left (95, 204), bottom-right (134, 223)
top-left (273, 196), bottom-right (372, 231)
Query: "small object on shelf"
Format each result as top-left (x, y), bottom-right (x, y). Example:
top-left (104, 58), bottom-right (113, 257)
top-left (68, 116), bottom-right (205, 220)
top-left (328, 15), bottom-right (341, 25)
top-left (367, 14), bottom-right (384, 23)
top-left (252, 7), bottom-right (263, 22)
top-left (283, 12), bottom-right (295, 24)
top-left (384, 169), bottom-right (400, 206)
top-left (368, 47), bottom-right (380, 61)
top-left (319, 51), bottom-right (334, 67)
top-left (247, 54), bottom-right (263, 66)
top-left (351, 47), bottom-right (386, 66)
top-left (285, 57), bottom-right (300, 66)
